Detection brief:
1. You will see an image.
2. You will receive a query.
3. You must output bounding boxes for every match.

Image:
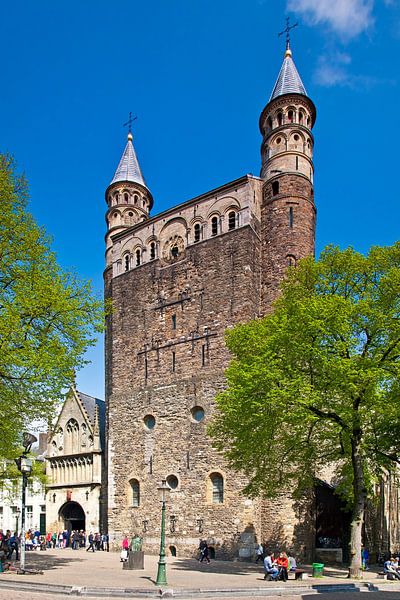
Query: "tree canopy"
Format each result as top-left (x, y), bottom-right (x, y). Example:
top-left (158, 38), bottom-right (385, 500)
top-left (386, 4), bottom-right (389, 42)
top-left (210, 244), bottom-right (400, 576)
top-left (0, 154), bottom-right (104, 459)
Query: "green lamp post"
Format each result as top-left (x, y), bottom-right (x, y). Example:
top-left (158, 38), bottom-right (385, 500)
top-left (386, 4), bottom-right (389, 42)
top-left (155, 479), bottom-right (170, 586)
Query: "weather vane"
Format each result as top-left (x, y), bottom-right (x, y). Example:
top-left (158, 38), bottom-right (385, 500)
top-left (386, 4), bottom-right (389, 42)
top-left (123, 111), bottom-right (137, 134)
top-left (279, 16), bottom-right (298, 49)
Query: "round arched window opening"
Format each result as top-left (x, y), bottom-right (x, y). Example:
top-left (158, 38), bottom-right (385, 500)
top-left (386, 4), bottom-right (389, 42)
top-left (276, 137), bottom-right (282, 144)
top-left (171, 246), bottom-right (179, 259)
top-left (144, 415), bottom-right (156, 430)
top-left (191, 406), bottom-right (205, 423)
top-left (294, 134), bottom-right (299, 141)
top-left (169, 545), bottom-right (177, 557)
top-left (166, 475), bottom-right (179, 489)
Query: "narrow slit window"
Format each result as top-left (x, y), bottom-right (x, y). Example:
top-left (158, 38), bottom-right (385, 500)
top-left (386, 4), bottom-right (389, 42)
top-left (172, 314), bottom-right (176, 330)
top-left (289, 207), bottom-right (294, 228)
top-left (172, 351), bottom-right (176, 372)
top-left (124, 255), bottom-right (130, 272)
top-left (144, 357), bottom-right (148, 380)
top-left (202, 344), bottom-right (206, 366)
top-left (136, 249), bottom-right (141, 266)
top-left (131, 479), bottom-right (140, 507)
top-left (272, 181), bottom-right (279, 196)
top-left (296, 156), bottom-right (299, 170)
top-left (150, 242), bottom-right (156, 260)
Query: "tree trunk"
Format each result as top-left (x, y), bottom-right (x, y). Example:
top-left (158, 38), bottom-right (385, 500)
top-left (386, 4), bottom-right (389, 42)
top-left (348, 437), bottom-right (367, 578)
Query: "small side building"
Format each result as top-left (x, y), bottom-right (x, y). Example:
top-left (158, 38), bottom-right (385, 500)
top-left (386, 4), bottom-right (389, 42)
top-left (46, 387), bottom-right (106, 534)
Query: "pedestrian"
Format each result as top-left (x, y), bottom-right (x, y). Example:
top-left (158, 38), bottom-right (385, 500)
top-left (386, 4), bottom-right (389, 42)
top-left (198, 540), bottom-right (210, 564)
top-left (361, 547), bottom-right (369, 571)
top-left (120, 535), bottom-right (129, 562)
top-left (86, 532), bottom-right (96, 552)
top-left (255, 543), bottom-right (264, 563)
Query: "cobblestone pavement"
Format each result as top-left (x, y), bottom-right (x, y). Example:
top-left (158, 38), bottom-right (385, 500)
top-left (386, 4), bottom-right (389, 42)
top-left (1, 549), bottom-right (400, 599)
top-left (4, 593), bottom-right (400, 600)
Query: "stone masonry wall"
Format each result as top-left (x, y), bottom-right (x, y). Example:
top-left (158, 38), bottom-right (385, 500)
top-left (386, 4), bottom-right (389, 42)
top-left (106, 224), bottom-right (264, 558)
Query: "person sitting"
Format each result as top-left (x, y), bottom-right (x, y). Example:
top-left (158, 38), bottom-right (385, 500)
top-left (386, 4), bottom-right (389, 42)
top-left (383, 557), bottom-right (400, 580)
top-left (276, 552), bottom-right (289, 582)
top-left (263, 551), bottom-right (279, 581)
top-left (288, 554), bottom-right (297, 572)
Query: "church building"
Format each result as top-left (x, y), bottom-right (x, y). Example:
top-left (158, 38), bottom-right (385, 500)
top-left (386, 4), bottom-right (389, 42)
top-left (104, 39), bottom-right (318, 560)
top-left (46, 387), bottom-right (106, 534)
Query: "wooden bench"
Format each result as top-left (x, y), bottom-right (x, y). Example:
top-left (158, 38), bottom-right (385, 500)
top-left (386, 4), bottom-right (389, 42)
top-left (288, 569), bottom-right (308, 580)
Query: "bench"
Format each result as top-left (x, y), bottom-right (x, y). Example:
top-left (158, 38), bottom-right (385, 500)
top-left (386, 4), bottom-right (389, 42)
top-left (287, 569), bottom-right (308, 580)
top-left (377, 572), bottom-right (388, 579)
top-left (294, 569), bottom-right (308, 580)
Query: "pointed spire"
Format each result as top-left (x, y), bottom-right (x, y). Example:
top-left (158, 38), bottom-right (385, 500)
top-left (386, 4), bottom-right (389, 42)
top-left (110, 132), bottom-right (149, 189)
top-left (269, 45), bottom-right (308, 101)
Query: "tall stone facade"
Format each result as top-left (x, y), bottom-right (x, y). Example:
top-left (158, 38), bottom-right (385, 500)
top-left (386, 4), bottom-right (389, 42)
top-left (105, 44), bottom-right (317, 559)
top-left (46, 387), bottom-right (106, 534)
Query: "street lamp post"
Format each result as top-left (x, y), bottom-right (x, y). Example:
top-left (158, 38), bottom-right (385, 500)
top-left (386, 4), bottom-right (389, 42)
top-left (15, 507), bottom-right (21, 534)
top-left (15, 432), bottom-right (37, 573)
top-left (155, 479), bottom-right (170, 586)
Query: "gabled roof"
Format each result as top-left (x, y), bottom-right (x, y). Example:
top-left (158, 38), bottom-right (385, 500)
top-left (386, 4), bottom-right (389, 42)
top-left (270, 47), bottom-right (308, 101)
top-left (76, 390), bottom-right (106, 451)
top-left (109, 132), bottom-right (148, 189)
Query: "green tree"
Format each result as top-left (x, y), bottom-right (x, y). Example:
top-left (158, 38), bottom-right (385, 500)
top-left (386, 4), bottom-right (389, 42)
top-left (0, 154), bottom-right (104, 459)
top-left (210, 244), bottom-right (400, 577)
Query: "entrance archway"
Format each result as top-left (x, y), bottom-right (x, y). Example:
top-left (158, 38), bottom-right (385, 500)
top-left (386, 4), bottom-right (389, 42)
top-left (59, 501), bottom-right (85, 531)
top-left (315, 482), bottom-right (351, 562)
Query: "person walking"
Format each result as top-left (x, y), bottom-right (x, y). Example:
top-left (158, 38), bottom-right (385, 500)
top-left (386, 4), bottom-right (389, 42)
top-left (198, 540), bottom-right (210, 564)
top-left (86, 532), bottom-right (96, 552)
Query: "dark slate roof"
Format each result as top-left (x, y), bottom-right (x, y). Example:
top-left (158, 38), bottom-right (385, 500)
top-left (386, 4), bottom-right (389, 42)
top-left (270, 48), bottom-right (307, 101)
top-left (76, 390), bottom-right (106, 450)
top-left (110, 132), bottom-right (149, 189)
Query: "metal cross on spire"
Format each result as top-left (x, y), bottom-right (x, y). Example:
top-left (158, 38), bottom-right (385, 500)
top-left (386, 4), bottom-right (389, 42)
top-left (279, 16), bottom-right (298, 50)
top-left (123, 111), bottom-right (137, 134)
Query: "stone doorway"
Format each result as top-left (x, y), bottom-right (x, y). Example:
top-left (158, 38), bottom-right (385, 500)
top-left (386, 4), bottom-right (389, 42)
top-left (59, 501), bottom-right (86, 531)
top-left (315, 482), bottom-right (351, 563)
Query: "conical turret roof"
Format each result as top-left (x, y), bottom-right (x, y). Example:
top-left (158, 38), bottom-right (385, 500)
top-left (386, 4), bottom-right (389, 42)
top-left (270, 47), bottom-right (307, 101)
top-left (110, 132), bottom-right (148, 189)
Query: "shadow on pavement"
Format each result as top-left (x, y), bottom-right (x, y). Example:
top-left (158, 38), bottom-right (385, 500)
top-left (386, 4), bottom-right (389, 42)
top-left (23, 551), bottom-right (85, 571)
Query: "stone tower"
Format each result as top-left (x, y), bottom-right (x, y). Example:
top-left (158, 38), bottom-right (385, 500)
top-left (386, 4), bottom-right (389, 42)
top-left (259, 42), bottom-right (316, 309)
top-left (104, 42), bottom-right (317, 560)
top-left (105, 131), bottom-right (153, 272)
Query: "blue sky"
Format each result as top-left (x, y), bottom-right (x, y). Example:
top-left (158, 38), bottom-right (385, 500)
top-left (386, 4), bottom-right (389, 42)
top-left (1, 0), bottom-right (399, 400)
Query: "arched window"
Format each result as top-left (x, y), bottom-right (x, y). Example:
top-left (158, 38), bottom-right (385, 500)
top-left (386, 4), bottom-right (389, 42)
top-left (267, 116), bottom-right (273, 131)
top-left (150, 242), bottom-right (156, 260)
top-left (228, 211), bottom-right (236, 231)
top-left (115, 193), bottom-right (119, 203)
top-left (130, 479), bottom-right (140, 507)
top-left (65, 419), bottom-right (79, 454)
top-left (134, 194), bottom-right (138, 205)
top-left (194, 223), bottom-right (201, 242)
top-left (136, 249), bottom-right (141, 266)
top-left (288, 109), bottom-right (294, 123)
top-left (124, 255), bottom-right (130, 272)
top-left (143, 200), bottom-right (146, 208)
top-left (277, 112), bottom-right (283, 127)
top-left (210, 472), bottom-right (224, 504)
top-left (299, 111), bottom-right (304, 125)
top-left (287, 254), bottom-right (296, 267)
top-left (211, 216), bottom-right (218, 236)
top-left (124, 193), bottom-right (129, 203)
top-left (272, 181), bottom-right (280, 196)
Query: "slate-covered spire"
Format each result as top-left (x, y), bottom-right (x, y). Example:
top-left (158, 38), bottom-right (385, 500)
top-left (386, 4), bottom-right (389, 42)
top-left (269, 45), bottom-right (308, 101)
top-left (110, 131), bottom-right (148, 189)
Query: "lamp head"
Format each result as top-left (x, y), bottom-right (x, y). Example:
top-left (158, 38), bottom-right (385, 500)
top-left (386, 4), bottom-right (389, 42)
top-left (22, 432), bottom-right (38, 452)
top-left (157, 479), bottom-right (170, 503)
